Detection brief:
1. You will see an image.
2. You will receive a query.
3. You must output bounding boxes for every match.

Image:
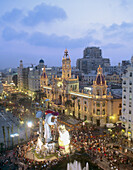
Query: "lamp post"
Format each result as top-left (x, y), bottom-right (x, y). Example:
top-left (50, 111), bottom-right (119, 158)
top-left (27, 121), bottom-right (33, 139)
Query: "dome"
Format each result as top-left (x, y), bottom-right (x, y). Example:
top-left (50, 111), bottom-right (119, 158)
top-left (96, 65), bottom-right (105, 85)
top-left (39, 59), bottom-right (44, 64)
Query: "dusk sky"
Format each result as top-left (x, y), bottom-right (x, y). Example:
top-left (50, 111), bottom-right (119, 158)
top-left (1, 0), bottom-right (133, 69)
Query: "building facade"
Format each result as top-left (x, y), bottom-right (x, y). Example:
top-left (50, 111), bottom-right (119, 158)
top-left (122, 65), bottom-right (133, 139)
top-left (41, 50), bottom-right (121, 127)
top-left (17, 60), bottom-right (23, 90)
top-left (76, 47), bottom-right (110, 74)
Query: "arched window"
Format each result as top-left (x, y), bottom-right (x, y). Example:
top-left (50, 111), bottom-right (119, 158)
top-left (97, 90), bottom-right (100, 95)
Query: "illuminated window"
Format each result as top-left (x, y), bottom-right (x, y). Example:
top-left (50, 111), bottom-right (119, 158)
top-left (97, 109), bottom-right (100, 115)
top-left (97, 102), bottom-right (100, 107)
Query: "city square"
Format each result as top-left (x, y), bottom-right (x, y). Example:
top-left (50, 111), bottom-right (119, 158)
top-left (1, 0), bottom-right (133, 170)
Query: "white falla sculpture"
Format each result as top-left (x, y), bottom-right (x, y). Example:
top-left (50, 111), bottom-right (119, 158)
top-left (37, 136), bottom-right (43, 150)
top-left (58, 125), bottom-right (70, 153)
top-left (44, 113), bottom-right (57, 143)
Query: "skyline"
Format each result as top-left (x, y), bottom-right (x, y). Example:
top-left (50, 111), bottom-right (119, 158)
top-left (1, 0), bottom-right (133, 69)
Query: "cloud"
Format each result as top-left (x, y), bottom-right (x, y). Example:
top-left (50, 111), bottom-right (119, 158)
top-left (22, 3), bottom-right (67, 26)
top-left (1, 8), bottom-right (23, 23)
top-left (102, 43), bottom-right (125, 49)
top-left (2, 26), bottom-right (100, 48)
top-left (102, 22), bottom-right (133, 41)
top-left (2, 26), bottom-right (28, 41)
top-left (28, 31), bottom-right (100, 48)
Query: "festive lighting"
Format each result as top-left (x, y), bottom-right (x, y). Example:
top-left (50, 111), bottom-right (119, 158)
top-left (27, 121), bottom-right (33, 128)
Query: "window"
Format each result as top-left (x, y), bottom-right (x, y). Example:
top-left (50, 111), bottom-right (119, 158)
top-left (123, 101), bottom-right (126, 106)
top-left (129, 81), bottom-right (132, 85)
top-left (129, 110), bottom-right (131, 114)
top-left (123, 81), bottom-right (126, 85)
top-left (129, 102), bottom-right (132, 107)
top-left (97, 109), bottom-right (100, 115)
top-left (102, 102), bottom-right (105, 107)
top-left (84, 101), bottom-right (87, 104)
top-left (84, 106), bottom-right (87, 111)
top-left (130, 72), bottom-right (132, 77)
top-left (123, 88), bottom-right (126, 92)
top-left (128, 124), bottom-right (131, 129)
top-left (102, 109), bottom-right (105, 115)
top-left (103, 90), bottom-right (106, 95)
top-left (119, 103), bottom-right (122, 108)
top-left (129, 120), bottom-right (131, 122)
top-left (93, 109), bottom-right (95, 113)
top-left (97, 90), bottom-right (100, 95)
top-left (129, 94), bottom-right (132, 100)
top-left (84, 115), bottom-right (87, 120)
top-left (123, 95), bottom-right (126, 99)
top-left (129, 87), bottom-right (132, 93)
top-left (97, 102), bottom-right (100, 107)
top-left (123, 108), bottom-right (125, 112)
top-left (78, 105), bottom-right (80, 110)
top-left (119, 110), bottom-right (121, 116)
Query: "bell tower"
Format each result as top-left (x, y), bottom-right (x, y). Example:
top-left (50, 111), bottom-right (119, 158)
top-left (62, 49), bottom-right (71, 79)
top-left (40, 66), bottom-right (48, 88)
top-left (92, 65), bottom-right (107, 96)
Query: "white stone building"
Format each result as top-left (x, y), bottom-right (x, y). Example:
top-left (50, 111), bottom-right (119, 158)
top-left (122, 63), bottom-right (133, 139)
top-left (28, 59), bottom-right (44, 96)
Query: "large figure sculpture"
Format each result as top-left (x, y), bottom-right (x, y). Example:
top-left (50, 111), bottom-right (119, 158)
top-left (58, 125), bottom-right (70, 153)
top-left (44, 112), bottom-right (57, 143)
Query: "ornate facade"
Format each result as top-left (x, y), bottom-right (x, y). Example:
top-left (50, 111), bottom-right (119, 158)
top-left (41, 49), bottom-right (121, 127)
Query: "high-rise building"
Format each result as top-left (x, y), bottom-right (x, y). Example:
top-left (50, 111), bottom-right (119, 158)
top-left (17, 60), bottom-right (23, 90)
top-left (122, 61), bottom-right (133, 140)
top-left (0, 72), bottom-right (3, 95)
top-left (76, 47), bottom-right (110, 74)
top-left (22, 67), bottom-right (29, 91)
top-left (28, 59), bottom-right (44, 95)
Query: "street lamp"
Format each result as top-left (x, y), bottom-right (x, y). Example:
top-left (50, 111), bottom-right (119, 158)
top-left (27, 121), bottom-right (33, 128)
top-left (27, 121), bottom-right (33, 139)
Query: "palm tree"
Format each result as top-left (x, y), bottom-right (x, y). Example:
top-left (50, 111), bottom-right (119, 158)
top-left (2, 126), bottom-right (6, 149)
top-left (11, 125), bottom-right (14, 147)
top-left (0, 143), bottom-right (4, 152)
top-left (6, 126), bottom-right (10, 148)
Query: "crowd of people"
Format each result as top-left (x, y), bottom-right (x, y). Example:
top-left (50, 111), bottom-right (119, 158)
top-left (1, 123), bottom-right (133, 169)
top-left (71, 125), bottom-right (133, 169)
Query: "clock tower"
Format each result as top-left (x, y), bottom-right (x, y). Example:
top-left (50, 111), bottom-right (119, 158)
top-left (62, 49), bottom-right (71, 79)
